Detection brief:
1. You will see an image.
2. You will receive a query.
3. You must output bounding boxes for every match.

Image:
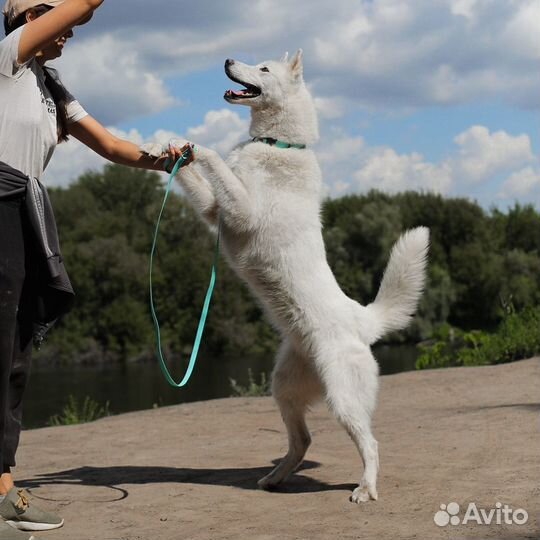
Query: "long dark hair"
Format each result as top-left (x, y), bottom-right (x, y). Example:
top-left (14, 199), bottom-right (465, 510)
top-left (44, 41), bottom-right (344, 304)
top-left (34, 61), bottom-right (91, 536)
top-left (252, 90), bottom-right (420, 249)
top-left (4, 4), bottom-right (70, 142)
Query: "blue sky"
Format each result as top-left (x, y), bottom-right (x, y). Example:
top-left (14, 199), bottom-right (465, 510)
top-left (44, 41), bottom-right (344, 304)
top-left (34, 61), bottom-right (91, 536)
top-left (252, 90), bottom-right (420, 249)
top-left (42, 0), bottom-right (539, 210)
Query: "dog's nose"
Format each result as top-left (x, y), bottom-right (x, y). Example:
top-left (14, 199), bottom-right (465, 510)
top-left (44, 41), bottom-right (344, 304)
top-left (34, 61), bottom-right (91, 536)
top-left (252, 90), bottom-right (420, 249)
top-left (225, 58), bottom-right (235, 67)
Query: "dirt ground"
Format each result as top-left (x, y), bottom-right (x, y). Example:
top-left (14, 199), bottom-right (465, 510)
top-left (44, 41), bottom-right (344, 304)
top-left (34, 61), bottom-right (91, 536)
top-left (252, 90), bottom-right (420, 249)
top-left (14, 357), bottom-right (540, 540)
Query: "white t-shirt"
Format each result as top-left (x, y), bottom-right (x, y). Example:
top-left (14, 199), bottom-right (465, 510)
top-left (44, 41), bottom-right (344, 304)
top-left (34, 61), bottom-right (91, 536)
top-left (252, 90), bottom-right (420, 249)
top-left (0, 25), bottom-right (87, 180)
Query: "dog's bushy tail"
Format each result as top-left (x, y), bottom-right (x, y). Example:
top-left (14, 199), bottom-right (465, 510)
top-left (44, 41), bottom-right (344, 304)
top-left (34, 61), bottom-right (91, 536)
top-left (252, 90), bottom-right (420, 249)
top-left (366, 227), bottom-right (429, 344)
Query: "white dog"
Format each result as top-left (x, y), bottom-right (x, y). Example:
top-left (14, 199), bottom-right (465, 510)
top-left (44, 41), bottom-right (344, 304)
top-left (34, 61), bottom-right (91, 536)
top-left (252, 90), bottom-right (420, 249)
top-left (150, 50), bottom-right (429, 503)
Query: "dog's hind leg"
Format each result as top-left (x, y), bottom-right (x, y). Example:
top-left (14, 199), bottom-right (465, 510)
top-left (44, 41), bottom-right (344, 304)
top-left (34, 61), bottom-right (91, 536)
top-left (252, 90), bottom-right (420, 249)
top-left (258, 339), bottom-right (323, 490)
top-left (321, 340), bottom-right (380, 503)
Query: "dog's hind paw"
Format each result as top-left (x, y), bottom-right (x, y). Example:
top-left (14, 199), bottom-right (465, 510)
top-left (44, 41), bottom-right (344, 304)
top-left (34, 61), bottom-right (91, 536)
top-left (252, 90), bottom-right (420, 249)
top-left (350, 486), bottom-right (378, 504)
top-left (257, 476), bottom-right (278, 491)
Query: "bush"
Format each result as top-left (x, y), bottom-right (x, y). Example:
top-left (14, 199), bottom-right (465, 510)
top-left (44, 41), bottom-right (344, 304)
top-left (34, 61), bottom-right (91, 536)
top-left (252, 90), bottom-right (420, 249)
top-left (48, 395), bottom-right (111, 426)
top-left (416, 306), bottom-right (540, 369)
top-left (229, 369), bottom-right (271, 397)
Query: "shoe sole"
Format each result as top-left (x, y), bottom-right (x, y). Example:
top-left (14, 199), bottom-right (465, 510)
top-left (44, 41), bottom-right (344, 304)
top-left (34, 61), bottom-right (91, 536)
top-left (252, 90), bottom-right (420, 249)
top-left (5, 519), bottom-right (64, 531)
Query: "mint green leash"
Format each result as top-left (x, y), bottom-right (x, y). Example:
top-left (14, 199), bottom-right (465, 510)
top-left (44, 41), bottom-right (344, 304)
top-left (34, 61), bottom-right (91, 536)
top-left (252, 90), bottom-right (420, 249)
top-left (149, 149), bottom-right (220, 387)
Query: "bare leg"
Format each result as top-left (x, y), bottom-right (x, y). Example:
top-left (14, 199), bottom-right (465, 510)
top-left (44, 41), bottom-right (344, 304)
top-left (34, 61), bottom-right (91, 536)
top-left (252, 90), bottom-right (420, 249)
top-left (0, 470), bottom-right (13, 495)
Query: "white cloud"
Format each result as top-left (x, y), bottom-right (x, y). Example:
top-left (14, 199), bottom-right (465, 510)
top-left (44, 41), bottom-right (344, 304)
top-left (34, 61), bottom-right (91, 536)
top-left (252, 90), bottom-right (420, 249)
top-left (186, 109), bottom-right (249, 156)
top-left (317, 133), bottom-right (365, 166)
top-left (56, 35), bottom-right (178, 125)
top-left (315, 132), bottom-right (365, 194)
top-left (499, 167), bottom-right (540, 200)
top-left (452, 126), bottom-right (535, 183)
top-left (311, 0), bottom-right (539, 109)
top-left (313, 95), bottom-right (346, 120)
top-left (317, 125), bottom-right (539, 204)
top-left (353, 148), bottom-right (453, 194)
top-left (450, 0), bottom-right (477, 19)
top-left (500, 0), bottom-right (540, 61)
top-left (50, 0), bottom-right (539, 126)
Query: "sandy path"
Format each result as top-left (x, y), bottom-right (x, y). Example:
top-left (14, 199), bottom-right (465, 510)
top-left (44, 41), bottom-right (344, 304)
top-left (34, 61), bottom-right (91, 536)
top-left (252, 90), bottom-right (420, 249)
top-left (14, 358), bottom-right (539, 540)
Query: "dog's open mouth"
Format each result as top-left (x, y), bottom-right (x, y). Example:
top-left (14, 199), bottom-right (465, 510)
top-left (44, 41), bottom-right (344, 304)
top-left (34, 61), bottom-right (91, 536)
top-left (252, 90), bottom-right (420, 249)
top-left (224, 71), bottom-right (261, 101)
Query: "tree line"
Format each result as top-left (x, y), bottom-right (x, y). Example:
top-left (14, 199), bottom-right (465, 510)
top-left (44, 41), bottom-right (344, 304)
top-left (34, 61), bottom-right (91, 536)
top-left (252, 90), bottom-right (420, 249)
top-left (37, 164), bottom-right (540, 365)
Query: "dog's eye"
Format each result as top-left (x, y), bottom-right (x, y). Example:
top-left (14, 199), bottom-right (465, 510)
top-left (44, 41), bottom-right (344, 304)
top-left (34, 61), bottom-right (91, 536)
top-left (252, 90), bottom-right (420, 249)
top-left (260, 66), bottom-right (270, 72)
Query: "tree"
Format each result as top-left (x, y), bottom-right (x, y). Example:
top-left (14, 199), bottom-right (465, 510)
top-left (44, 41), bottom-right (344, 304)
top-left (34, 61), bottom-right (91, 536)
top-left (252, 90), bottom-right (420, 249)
top-left (37, 166), bottom-right (540, 364)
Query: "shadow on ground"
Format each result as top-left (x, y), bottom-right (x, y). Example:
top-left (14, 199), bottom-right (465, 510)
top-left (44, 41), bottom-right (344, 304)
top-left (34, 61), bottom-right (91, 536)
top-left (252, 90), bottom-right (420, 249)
top-left (19, 459), bottom-right (357, 502)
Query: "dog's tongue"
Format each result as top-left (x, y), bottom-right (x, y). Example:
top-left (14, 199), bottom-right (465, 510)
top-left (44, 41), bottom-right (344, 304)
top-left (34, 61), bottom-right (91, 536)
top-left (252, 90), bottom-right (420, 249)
top-left (226, 89), bottom-right (248, 97)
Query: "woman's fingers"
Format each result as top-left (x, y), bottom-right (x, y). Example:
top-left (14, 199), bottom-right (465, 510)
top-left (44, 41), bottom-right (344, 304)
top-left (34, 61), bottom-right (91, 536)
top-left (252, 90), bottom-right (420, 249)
top-left (163, 142), bottom-right (196, 172)
top-left (167, 140), bottom-right (194, 160)
top-left (180, 143), bottom-right (196, 165)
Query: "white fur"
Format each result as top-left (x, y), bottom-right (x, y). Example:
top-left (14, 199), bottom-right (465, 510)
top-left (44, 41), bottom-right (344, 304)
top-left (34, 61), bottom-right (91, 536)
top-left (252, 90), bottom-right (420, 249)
top-left (174, 50), bottom-right (429, 503)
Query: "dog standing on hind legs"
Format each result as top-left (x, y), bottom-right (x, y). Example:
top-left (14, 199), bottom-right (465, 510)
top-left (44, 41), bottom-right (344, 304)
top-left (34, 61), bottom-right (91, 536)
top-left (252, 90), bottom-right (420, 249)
top-left (149, 50), bottom-right (429, 503)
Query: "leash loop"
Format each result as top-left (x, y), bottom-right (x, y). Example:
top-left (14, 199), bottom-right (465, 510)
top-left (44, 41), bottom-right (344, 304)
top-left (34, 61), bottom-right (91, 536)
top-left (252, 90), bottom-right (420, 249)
top-left (149, 150), bottom-right (220, 387)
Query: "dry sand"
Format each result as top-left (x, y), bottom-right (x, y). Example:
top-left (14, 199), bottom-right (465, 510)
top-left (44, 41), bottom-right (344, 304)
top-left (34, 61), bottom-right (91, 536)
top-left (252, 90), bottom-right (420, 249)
top-left (14, 358), bottom-right (540, 540)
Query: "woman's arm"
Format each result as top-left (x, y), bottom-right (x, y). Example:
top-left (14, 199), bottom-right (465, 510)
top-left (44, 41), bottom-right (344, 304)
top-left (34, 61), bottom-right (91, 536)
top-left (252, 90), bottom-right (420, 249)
top-left (18, 0), bottom-right (104, 64)
top-left (69, 115), bottom-right (189, 171)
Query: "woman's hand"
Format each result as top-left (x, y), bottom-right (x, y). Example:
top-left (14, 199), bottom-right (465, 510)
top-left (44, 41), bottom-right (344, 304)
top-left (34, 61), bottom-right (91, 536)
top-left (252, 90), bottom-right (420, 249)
top-left (167, 140), bottom-right (195, 163)
top-left (162, 141), bottom-right (195, 173)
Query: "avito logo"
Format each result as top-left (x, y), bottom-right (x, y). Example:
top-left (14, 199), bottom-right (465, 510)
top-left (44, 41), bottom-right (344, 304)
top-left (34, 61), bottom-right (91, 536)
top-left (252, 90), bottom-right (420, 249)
top-left (434, 502), bottom-right (528, 527)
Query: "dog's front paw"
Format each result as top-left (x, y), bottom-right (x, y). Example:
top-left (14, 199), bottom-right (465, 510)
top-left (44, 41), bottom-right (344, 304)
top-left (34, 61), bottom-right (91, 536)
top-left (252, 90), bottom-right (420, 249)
top-left (140, 142), bottom-right (165, 158)
top-left (140, 139), bottom-right (191, 159)
top-left (190, 144), bottom-right (215, 161)
top-left (168, 138), bottom-right (190, 151)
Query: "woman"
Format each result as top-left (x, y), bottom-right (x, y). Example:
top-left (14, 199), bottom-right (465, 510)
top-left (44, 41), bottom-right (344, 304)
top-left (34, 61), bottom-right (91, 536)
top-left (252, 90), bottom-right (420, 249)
top-left (0, 2), bottom-right (189, 538)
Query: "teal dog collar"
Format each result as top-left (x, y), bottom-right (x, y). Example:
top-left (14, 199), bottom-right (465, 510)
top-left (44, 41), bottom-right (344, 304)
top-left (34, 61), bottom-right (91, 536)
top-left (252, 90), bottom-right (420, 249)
top-left (253, 137), bottom-right (306, 150)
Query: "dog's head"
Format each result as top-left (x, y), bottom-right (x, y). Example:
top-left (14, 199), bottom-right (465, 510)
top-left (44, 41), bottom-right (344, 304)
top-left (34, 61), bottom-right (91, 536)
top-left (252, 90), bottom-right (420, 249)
top-left (223, 49), bottom-right (319, 145)
top-left (224, 50), bottom-right (305, 109)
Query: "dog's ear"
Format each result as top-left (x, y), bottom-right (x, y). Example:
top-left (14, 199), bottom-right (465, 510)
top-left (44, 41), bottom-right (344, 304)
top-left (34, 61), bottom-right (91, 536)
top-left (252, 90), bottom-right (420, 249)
top-left (280, 51), bottom-right (289, 63)
top-left (289, 49), bottom-right (303, 81)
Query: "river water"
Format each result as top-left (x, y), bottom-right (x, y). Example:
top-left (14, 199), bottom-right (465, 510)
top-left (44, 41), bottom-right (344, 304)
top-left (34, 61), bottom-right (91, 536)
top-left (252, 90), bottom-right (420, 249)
top-left (23, 344), bottom-right (419, 429)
